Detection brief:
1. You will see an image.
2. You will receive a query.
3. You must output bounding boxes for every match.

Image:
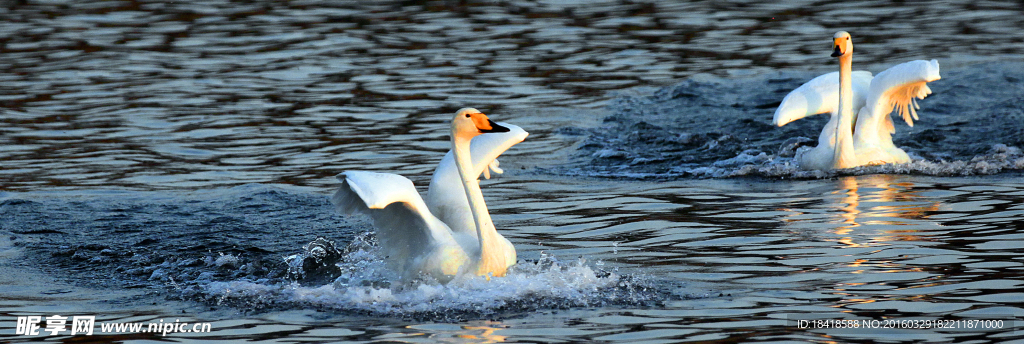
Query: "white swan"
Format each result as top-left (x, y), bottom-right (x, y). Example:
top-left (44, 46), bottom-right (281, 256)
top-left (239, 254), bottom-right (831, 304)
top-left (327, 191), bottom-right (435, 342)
top-left (426, 122), bottom-right (527, 246)
top-left (332, 108), bottom-right (527, 282)
top-left (773, 31), bottom-right (941, 170)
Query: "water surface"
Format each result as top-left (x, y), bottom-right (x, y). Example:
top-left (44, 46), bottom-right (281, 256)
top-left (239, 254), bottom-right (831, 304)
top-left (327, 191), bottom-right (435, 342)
top-left (2, 0), bottom-right (1024, 342)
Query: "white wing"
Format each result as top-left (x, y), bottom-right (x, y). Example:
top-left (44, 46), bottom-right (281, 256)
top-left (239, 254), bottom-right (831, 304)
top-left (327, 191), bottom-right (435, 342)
top-left (333, 171), bottom-right (463, 276)
top-left (860, 59), bottom-right (940, 133)
top-left (426, 123), bottom-right (528, 235)
top-left (773, 71), bottom-right (873, 126)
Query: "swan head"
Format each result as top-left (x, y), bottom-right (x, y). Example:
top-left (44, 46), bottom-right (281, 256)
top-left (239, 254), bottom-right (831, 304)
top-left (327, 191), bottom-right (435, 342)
top-left (451, 108), bottom-right (510, 139)
top-left (831, 31), bottom-right (852, 57)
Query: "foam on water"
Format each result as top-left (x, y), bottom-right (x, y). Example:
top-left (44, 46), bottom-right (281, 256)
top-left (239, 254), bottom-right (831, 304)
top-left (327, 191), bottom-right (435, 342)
top-left (1, 186), bottom-right (673, 322)
top-left (201, 235), bottom-right (666, 321)
top-left (562, 62), bottom-right (1024, 179)
top-left (683, 143), bottom-right (1024, 179)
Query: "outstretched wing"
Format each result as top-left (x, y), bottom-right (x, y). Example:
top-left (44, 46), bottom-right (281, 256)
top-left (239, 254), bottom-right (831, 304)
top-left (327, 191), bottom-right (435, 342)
top-left (425, 122), bottom-right (528, 235)
top-left (862, 59), bottom-right (940, 133)
top-left (333, 171), bottom-right (460, 275)
top-left (442, 122), bottom-right (529, 180)
top-left (773, 71), bottom-right (873, 126)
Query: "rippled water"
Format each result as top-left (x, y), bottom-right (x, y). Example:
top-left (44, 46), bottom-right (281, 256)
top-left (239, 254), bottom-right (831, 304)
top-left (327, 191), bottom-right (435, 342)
top-left (4, 177), bottom-right (1023, 342)
top-left (2, 0), bottom-right (1024, 342)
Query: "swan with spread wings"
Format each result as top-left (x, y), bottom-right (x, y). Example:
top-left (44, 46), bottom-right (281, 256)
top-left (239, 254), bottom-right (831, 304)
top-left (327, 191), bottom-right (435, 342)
top-left (333, 108), bottom-right (527, 282)
top-left (773, 31), bottom-right (941, 170)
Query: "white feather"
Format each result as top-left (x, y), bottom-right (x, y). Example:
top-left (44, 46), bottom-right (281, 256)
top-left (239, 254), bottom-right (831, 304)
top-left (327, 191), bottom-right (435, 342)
top-left (334, 171), bottom-right (469, 281)
top-left (774, 32), bottom-right (940, 170)
top-left (861, 59), bottom-right (941, 128)
top-left (852, 59), bottom-right (940, 165)
top-left (773, 71), bottom-right (872, 127)
top-left (331, 111), bottom-right (527, 283)
top-left (427, 122), bottom-right (528, 238)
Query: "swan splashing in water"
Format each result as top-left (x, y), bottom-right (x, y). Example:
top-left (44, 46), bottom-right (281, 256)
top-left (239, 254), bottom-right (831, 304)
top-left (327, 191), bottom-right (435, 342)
top-left (333, 108), bottom-right (528, 283)
top-left (773, 31), bottom-right (941, 170)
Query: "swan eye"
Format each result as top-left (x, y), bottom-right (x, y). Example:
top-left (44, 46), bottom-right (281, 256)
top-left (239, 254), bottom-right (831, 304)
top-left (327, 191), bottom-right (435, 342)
top-left (465, 114), bottom-right (471, 118)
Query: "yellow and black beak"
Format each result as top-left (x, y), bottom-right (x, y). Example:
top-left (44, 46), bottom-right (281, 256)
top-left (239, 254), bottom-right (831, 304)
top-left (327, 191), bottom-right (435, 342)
top-left (480, 119), bottom-right (510, 133)
top-left (472, 114), bottom-right (511, 133)
top-left (830, 38), bottom-right (845, 57)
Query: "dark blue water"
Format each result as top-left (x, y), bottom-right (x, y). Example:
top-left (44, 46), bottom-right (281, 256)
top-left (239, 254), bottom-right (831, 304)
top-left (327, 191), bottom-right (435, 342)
top-left (2, 0), bottom-right (1024, 342)
top-left (3, 176), bottom-right (1023, 342)
top-left (1, 185), bottom-right (673, 322)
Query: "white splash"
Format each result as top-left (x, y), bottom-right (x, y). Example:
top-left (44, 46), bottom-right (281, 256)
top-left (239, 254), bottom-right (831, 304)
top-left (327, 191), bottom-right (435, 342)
top-left (687, 144), bottom-right (1024, 179)
top-left (213, 253), bottom-right (240, 268)
top-left (203, 238), bottom-right (656, 318)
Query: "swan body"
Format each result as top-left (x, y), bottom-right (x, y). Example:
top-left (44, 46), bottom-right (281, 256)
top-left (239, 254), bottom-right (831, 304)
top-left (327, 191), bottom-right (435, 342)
top-left (773, 31), bottom-right (941, 170)
top-left (426, 125), bottom-right (527, 267)
top-left (333, 108), bottom-right (526, 282)
top-left (775, 70), bottom-right (873, 171)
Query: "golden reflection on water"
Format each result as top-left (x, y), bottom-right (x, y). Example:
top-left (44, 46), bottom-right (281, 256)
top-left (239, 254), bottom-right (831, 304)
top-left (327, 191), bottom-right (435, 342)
top-left (404, 323), bottom-right (508, 343)
top-left (834, 176), bottom-right (862, 248)
top-left (457, 324), bottom-right (507, 343)
top-left (832, 175), bottom-right (941, 249)
top-left (823, 174), bottom-right (947, 314)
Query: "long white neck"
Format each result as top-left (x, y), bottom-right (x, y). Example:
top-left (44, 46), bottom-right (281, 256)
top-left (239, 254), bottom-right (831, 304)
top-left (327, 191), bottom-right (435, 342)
top-left (832, 52), bottom-right (857, 169)
top-left (451, 133), bottom-right (503, 274)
